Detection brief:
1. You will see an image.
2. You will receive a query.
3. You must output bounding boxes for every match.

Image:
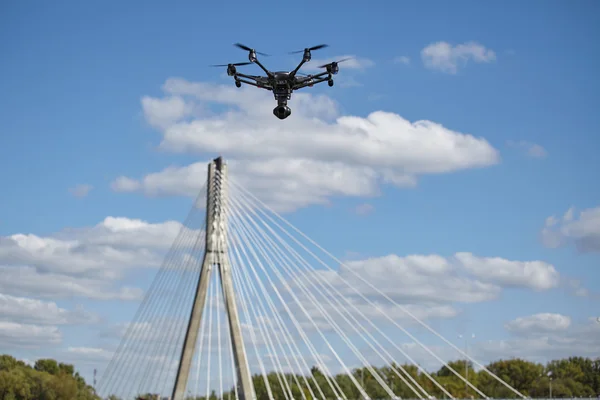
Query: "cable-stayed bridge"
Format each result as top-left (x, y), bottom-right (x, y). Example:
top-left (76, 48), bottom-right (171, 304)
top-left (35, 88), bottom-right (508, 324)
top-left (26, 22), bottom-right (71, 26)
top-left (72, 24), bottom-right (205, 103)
top-left (97, 157), bottom-right (526, 400)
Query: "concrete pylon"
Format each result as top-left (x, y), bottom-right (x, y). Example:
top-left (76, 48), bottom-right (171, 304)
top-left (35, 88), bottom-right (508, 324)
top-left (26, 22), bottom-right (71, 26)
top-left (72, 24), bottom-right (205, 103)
top-left (172, 157), bottom-right (255, 400)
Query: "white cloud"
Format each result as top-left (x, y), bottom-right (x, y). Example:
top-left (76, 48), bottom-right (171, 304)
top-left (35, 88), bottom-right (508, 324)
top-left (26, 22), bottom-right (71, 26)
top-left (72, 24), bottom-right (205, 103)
top-left (0, 216), bottom-right (205, 301)
top-left (336, 75), bottom-right (363, 88)
top-left (302, 55), bottom-right (375, 72)
top-left (354, 203), bottom-right (374, 216)
top-left (306, 252), bottom-right (559, 307)
top-left (1, 233), bottom-right (159, 280)
top-left (421, 41), bottom-right (496, 74)
top-left (113, 159), bottom-right (381, 212)
top-left (565, 278), bottom-right (590, 298)
top-left (140, 95), bottom-right (197, 130)
top-left (453, 252), bottom-right (560, 291)
top-left (393, 56), bottom-right (410, 65)
top-left (541, 205), bottom-right (600, 252)
top-left (380, 316), bottom-right (600, 371)
top-left (479, 316), bottom-right (600, 362)
top-left (367, 93), bottom-right (384, 102)
top-left (66, 346), bottom-right (113, 360)
top-left (505, 313), bottom-right (571, 335)
top-left (0, 217), bottom-right (198, 279)
top-left (0, 294), bottom-right (99, 325)
top-left (507, 140), bottom-right (548, 158)
top-left (0, 266), bottom-right (143, 301)
top-left (69, 184), bottom-right (93, 198)
top-left (112, 78), bottom-right (500, 212)
top-left (0, 321), bottom-right (61, 348)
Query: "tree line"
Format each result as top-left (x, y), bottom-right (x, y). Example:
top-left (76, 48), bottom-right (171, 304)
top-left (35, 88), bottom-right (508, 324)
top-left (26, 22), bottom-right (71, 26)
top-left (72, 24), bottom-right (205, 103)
top-left (0, 355), bottom-right (99, 400)
top-left (1, 354), bottom-right (599, 399)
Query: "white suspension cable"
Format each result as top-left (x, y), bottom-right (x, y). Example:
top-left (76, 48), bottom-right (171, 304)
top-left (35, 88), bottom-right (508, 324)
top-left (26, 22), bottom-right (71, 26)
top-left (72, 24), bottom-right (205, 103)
top-left (226, 301), bottom-right (239, 400)
top-left (230, 192), bottom-right (443, 399)
top-left (225, 190), bottom-right (355, 400)
top-left (229, 212), bottom-right (311, 400)
top-left (230, 193), bottom-right (394, 399)
top-left (229, 180), bottom-right (499, 399)
top-left (231, 193), bottom-right (428, 400)
top-left (227, 201), bottom-right (323, 400)
top-left (225, 191), bottom-right (345, 400)
top-left (100, 184), bottom-right (206, 398)
top-left (229, 242), bottom-right (276, 400)
top-left (226, 193), bottom-right (347, 400)
top-left (229, 229), bottom-right (294, 400)
top-left (229, 212), bottom-right (327, 400)
top-left (230, 248), bottom-right (282, 400)
top-left (233, 250), bottom-right (291, 399)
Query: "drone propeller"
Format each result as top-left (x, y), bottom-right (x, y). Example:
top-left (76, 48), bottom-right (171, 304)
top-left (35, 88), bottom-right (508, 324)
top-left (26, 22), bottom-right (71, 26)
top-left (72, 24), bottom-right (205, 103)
top-left (234, 43), bottom-right (269, 56)
top-left (209, 62), bottom-right (253, 67)
top-left (317, 57), bottom-right (352, 68)
top-left (289, 44), bottom-right (328, 54)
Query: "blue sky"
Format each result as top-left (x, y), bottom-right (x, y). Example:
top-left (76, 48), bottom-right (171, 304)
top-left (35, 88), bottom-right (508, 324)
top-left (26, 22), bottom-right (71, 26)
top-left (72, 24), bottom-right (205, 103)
top-left (1, 0), bottom-right (599, 396)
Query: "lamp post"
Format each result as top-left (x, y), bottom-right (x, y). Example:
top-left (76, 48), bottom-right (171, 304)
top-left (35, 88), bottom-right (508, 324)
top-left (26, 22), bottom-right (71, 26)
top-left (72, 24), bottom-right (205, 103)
top-left (459, 333), bottom-right (475, 397)
top-left (547, 371), bottom-right (553, 398)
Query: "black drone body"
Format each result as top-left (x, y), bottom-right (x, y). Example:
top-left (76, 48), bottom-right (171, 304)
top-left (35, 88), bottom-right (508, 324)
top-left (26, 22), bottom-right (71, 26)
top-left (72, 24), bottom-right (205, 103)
top-left (212, 43), bottom-right (348, 120)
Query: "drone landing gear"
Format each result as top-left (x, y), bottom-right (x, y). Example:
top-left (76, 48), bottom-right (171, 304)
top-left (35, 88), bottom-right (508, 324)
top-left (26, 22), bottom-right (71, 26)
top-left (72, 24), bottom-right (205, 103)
top-left (328, 79), bottom-right (334, 87)
top-left (273, 100), bottom-right (291, 120)
top-left (235, 80), bottom-right (241, 88)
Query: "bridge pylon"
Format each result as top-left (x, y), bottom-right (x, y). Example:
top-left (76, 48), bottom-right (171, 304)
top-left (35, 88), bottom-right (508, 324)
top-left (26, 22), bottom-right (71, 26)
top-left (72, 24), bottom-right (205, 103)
top-left (171, 157), bottom-right (255, 400)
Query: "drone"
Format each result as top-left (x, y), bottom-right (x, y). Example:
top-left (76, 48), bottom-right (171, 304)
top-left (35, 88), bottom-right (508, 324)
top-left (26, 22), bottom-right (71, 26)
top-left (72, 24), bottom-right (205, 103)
top-left (211, 43), bottom-right (349, 120)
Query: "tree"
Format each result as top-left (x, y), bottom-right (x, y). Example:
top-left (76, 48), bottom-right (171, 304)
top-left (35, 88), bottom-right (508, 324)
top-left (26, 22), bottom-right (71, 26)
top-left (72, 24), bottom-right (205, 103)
top-left (0, 354), bottom-right (99, 400)
top-left (2, 353), bottom-right (599, 399)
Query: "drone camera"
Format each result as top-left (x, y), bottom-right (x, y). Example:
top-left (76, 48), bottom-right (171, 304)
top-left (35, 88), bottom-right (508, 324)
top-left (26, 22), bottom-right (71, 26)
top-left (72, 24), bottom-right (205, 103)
top-left (273, 105), bottom-right (291, 120)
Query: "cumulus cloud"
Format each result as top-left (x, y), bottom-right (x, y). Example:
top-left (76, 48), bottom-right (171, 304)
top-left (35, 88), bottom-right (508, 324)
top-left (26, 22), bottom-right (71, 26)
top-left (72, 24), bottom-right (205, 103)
top-left (393, 56), bottom-right (411, 65)
top-left (302, 55), bottom-right (375, 72)
top-left (113, 159), bottom-right (382, 212)
top-left (0, 294), bottom-right (99, 325)
top-left (505, 313), bottom-right (571, 335)
top-left (453, 252), bottom-right (560, 291)
top-left (68, 184), bottom-right (93, 198)
top-left (0, 215), bottom-right (205, 301)
top-left (541, 205), bottom-right (600, 252)
top-left (507, 140), bottom-right (548, 158)
top-left (421, 41), bottom-right (496, 74)
top-left (66, 346), bottom-right (113, 360)
top-left (0, 321), bottom-right (62, 348)
top-left (112, 78), bottom-right (500, 212)
top-left (0, 216), bottom-right (197, 278)
top-left (353, 203), bottom-right (374, 216)
top-left (0, 266), bottom-right (144, 301)
top-left (334, 252), bottom-right (558, 305)
top-left (390, 315), bottom-right (600, 370)
top-left (479, 316), bottom-right (600, 362)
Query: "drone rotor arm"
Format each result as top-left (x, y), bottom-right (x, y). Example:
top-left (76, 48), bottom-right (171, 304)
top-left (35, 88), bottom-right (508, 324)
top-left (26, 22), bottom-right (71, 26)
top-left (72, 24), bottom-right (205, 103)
top-left (307, 71), bottom-right (330, 80)
top-left (235, 72), bottom-right (262, 81)
top-left (235, 78), bottom-right (271, 90)
top-left (293, 76), bottom-right (331, 90)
